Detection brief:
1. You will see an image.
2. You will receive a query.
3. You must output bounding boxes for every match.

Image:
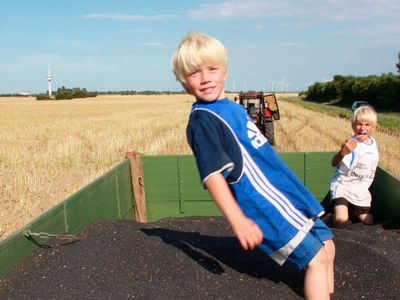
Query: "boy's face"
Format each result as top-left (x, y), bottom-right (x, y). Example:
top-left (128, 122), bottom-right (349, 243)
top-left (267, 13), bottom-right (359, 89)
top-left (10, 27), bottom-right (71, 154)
top-left (184, 64), bottom-right (226, 102)
top-left (352, 119), bottom-right (375, 142)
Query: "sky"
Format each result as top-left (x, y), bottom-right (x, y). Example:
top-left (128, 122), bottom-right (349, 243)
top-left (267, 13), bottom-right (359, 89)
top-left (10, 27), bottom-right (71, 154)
top-left (1, 0), bottom-right (399, 94)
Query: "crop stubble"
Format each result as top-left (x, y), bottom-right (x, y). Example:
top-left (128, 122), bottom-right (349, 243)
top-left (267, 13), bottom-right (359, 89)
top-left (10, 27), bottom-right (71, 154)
top-left (0, 94), bottom-right (398, 240)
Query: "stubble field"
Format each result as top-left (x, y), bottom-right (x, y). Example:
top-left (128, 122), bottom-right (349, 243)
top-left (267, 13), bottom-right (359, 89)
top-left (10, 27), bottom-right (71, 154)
top-left (1, 94), bottom-right (399, 240)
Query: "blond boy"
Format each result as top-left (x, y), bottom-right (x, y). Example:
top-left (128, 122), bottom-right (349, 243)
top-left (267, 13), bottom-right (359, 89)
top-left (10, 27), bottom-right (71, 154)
top-left (328, 106), bottom-right (379, 225)
top-left (172, 31), bottom-right (335, 300)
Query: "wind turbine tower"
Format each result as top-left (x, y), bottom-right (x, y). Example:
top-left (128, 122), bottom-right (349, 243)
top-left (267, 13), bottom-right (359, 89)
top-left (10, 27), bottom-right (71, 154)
top-left (47, 64), bottom-right (53, 97)
top-left (278, 75), bottom-right (289, 92)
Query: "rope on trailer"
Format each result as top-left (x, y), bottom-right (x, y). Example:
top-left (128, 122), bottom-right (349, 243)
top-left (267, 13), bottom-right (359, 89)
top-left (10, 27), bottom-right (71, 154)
top-left (23, 230), bottom-right (86, 246)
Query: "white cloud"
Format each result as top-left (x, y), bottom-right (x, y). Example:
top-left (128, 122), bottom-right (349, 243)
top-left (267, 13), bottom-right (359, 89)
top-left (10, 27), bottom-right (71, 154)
top-left (228, 24), bottom-right (264, 33)
top-left (185, 0), bottom-right (400, 21)
top-left (137, 42), bottom-right (169, 49)
top-left (186, 1), bottom-right (287, 20)
top-left (81, 13), bottom-right (178, 22)
top-left (332, 23), bottom-right (400, 45)
top-left (118, 28), bottom-right (152, 35)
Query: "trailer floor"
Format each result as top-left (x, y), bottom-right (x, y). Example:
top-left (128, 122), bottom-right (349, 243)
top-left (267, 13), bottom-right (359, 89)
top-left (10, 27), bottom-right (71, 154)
top-left (1, 216), bottom-right (399, 299)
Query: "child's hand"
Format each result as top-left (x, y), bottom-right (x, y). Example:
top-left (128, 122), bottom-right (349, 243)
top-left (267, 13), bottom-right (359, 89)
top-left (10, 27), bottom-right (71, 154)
top-left (231, 217), bottom-right (263, 250)
top-left (204, 173), bottom-right (263, 250)
top-left (340, 138), bottom-right (357, 156)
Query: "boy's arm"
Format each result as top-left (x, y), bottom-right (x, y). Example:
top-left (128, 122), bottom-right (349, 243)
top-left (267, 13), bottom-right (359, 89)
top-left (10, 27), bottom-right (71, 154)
top-left (331, 138), bottom-right (357, 167)
top-left (204, 173), bottom-right (263, 250)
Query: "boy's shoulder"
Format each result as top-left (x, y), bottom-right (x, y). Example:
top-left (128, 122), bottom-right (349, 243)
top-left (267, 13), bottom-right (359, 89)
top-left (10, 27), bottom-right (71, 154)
top-left (189, 98), bottom-right (246, 127)
top-left (192, 98), bottom-right (243, 113)
top-left (361, 135), bottom-right (378, 148)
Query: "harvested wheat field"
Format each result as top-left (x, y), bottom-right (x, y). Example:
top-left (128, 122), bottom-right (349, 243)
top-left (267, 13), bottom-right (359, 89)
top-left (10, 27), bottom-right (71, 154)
top-left (0, 94), bottom-right (399, 240)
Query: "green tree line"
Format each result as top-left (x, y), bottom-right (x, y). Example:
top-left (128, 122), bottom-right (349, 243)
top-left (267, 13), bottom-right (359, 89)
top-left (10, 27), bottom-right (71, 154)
top-left (36, 87), bottom-right (97, 100)
top-left (302, 73), bottom-right (400, 112)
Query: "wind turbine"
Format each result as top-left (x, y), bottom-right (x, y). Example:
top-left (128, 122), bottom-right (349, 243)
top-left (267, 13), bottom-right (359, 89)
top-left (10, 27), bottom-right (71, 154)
top-left (277, 75), bottom-right (289, 92)
top-left (46, 64), bottom-right (53, 97)
top-left (268, 80), bottom-right (276, 92)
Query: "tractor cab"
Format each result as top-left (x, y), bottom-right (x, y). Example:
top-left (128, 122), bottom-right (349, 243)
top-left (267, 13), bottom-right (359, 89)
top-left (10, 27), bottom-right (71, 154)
top-left (236, 91), bottom-right (280, 146)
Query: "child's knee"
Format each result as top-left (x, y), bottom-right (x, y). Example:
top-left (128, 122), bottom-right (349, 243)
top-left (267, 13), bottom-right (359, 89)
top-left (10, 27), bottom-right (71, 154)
top-left (334, 215), bottom-right (348, 224)
top-left (324, 240), bottom-right (336, 262)
top-left (334, 204), bottom-right (348, 224)
top-left (358, 213), bottom-right (374, 225)
top-left (308, 247), bottom-right (329, 270)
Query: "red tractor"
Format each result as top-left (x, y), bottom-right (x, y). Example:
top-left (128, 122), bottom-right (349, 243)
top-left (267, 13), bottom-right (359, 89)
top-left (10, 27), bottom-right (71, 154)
top-left (236, 91), bottom-right (280, 146)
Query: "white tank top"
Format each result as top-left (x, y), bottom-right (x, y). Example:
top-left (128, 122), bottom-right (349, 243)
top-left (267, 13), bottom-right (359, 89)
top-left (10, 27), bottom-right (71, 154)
top-left (330, 136), bottom-right (379, 207)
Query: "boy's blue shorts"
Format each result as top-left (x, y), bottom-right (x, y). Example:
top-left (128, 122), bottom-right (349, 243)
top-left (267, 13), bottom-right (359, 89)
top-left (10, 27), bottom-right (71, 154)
top-left (285, 218), bottom-right (333, 270)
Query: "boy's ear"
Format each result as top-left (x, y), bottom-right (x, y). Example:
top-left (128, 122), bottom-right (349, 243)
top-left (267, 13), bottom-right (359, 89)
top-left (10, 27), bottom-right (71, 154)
top-left (183, 83), bottom-right (192, 94)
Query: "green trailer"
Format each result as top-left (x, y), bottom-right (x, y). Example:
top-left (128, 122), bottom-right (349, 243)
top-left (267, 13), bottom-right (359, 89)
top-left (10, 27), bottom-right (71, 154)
top-left (1, 151), bottom-right (399, 279)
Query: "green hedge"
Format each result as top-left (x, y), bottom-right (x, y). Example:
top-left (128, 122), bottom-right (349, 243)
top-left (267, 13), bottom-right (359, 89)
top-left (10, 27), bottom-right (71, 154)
top-left (304, 73), bottom-right (400, 112)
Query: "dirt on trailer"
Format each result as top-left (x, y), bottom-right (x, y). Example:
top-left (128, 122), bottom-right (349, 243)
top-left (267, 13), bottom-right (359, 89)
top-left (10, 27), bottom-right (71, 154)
top-left (0, 216), bottom-right (399, 300)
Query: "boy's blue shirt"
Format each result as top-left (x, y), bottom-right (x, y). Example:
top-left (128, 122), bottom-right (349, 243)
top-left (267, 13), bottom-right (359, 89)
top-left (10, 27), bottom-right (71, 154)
top-left (186, 98), bottom-right (329, 266)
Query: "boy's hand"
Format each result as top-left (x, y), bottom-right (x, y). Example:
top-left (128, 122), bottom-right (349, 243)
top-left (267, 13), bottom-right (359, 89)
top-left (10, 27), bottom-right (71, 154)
top-left (231, 217), bottom-right (263, 250)
top-left (204, 173), bottom-right (263, 250)
top-left (340, 138), bottom-right (357, 156)
top-left (332, 137), bottom-right (357, 167)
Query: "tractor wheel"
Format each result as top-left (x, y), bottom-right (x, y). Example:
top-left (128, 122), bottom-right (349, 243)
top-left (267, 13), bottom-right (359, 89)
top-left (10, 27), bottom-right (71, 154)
top-left (264, 121), bottom-right (275, 146)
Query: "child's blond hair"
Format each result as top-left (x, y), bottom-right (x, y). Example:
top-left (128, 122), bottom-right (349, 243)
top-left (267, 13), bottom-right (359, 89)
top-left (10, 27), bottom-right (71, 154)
top-left (352, 106), bottom-right (377, 128)
top-left (171, 31), bottom-right (228, 89)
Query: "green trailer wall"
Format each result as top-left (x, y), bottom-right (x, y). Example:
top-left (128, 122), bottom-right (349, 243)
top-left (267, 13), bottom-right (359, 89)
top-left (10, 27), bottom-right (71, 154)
top-left (1, 152), bottom-right (399, 279)
top-left (371, 167), bottom-right (400, 222)
top-left (143, 152), bottom-right (337, 221)
top-left (0, 160), bottom-right (134, 279)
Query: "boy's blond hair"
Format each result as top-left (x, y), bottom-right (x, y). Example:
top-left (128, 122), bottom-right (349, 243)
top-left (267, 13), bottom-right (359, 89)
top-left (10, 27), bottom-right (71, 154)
top-left (171, 31), bottom-right (228, 89)
top-left (352, 106), bottom-right (377, 128)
